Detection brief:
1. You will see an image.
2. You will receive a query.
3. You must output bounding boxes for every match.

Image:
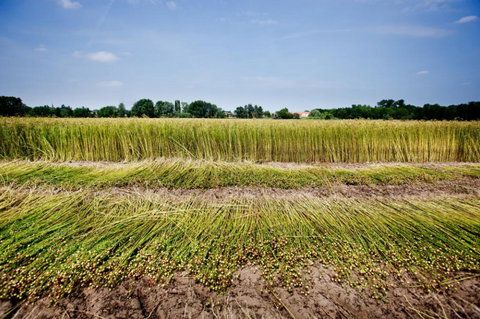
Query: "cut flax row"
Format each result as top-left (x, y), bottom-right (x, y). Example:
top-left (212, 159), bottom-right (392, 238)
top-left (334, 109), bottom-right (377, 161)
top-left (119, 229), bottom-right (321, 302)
top-left (1, 159), bottom-right (479, 190)
top-left (1, 118), bottom-right (479, 163)
top-left (0, 188), bottom-right (478, 301)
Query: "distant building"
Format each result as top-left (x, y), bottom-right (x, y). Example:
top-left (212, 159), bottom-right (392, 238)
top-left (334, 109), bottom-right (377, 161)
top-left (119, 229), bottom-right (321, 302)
top-left (289, 111), bottom-right (310, 118)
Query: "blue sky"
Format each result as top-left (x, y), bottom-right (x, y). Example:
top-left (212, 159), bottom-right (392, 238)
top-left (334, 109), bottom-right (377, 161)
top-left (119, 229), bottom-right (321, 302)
top-left (0, 0), bottom-right (479, 111)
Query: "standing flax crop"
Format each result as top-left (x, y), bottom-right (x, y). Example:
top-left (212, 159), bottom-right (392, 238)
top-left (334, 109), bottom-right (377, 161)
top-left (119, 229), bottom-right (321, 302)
top-left (1, 118), bottom-right (479, 163)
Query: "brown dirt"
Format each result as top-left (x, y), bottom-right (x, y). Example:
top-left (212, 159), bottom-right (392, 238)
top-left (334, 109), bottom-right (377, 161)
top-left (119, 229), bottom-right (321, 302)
top-left (2, 265), bottom-right (479, 319)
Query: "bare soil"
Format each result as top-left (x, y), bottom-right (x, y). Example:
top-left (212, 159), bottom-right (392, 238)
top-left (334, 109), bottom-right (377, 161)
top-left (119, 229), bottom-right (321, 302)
top-left (2, 265), bottom-right (479, 319)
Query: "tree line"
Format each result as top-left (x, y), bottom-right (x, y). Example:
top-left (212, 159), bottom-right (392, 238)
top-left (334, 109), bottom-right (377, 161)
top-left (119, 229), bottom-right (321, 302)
top-left (309, 99), bottom-right (480, 121)
top-left (1, 96), bottom-right (479, 120)
top-left (0, 97), bottom-right (227, 119)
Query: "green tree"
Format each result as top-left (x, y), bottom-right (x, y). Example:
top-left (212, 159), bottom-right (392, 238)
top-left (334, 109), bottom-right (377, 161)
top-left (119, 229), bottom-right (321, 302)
top-left (28, 106), bottom-right (57, 117)
top-left (0, 96), bottom-right (30, 116)
top-left (118, 103), bottom-right (127, 117)
top-left (187, 100), bottom-right (219, 118)
top-left (59, 105), bottom-right (73, 117)
top-left (181, 102), bottom-right (189, 113)
top-left (394, 99), bottom-right (406, 108)
top-left (276, 108), bottom-right (294, 119)
top-left (377, 99), bottom-right (396, 108)
top-left (73, 107), bottom-right (92, 118)
top-left (97, 106), bottom-right (119, 118)
top-left (309, 109), bottom-right (322, 118)
top-left (155, 101), bottom-right (175, 117)
top-left (235, 106), bottom-right (248, 118)
top-left (323, 112), bottom-right (333, 120)
top-left (253, 105), bottom-right (264, 118)
top-left (131, 99), bottom-right (154, 117)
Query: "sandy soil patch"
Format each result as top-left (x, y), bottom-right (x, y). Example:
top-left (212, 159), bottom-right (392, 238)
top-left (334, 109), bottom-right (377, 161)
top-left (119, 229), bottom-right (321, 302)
top-left (2, 265), bottom-right (478, 319)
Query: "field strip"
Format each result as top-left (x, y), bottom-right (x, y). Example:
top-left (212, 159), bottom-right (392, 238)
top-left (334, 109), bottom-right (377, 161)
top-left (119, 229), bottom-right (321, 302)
top-left (2, 118), bottom-right (480, 163)
top-left (1, 177), bottom-right (479, 202)
top-left (3, 159), bottom-right (478, 169)
top-left (1, 160), bottom-right (479, 190)
top-left (1, 188), bottom-right (479, 302)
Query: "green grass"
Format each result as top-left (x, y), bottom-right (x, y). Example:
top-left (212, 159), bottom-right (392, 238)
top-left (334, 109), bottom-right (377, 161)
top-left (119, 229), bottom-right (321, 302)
top-left (0, 188), bottom-right (478, 301)
top-left (1, 160), bottom-right (479, 190)
top-left (1, 118), bottom-right (479, 163)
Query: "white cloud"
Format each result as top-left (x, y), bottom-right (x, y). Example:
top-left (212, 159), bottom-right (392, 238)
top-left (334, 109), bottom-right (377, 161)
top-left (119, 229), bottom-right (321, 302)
top-left (166, 1), bottom-right (177, 10)
top-left (369, 25), bottom-right (452, 38)
top-left (417, 70), bottom-right (430, 75)
top-left (55, 0), bottom-right (82, 9)
top-left (87, 51), bottom-right (119, 62)
top-left (249, 19), bottom-right (278, 26)
top-left (35, 44), bottom-right (48, 52)
top-left (350, 0), bottom-right (459, 12)
top-left (460, 82), bottom-right (472, 86)
top-left (96, 81), bottom-right (124, 87)
top-left (73, 51), bottom-right (119, 62)
top-left (455, 16), bottom-right (478, 24)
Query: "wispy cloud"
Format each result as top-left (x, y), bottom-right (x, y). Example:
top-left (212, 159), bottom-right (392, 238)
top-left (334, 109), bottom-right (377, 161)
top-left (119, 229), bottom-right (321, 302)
top-left (96, 81), bottom-right (124, 87)
top-left (417, 70), bottom-right (430, 75)
top-left (166, 1), bottom-right (177, 10)
top-left (368, 25), bottom-right (452, 38)
top-left (216, 11), bottom-right (277, 26)
top-left (242, 11), bottom-right (268, 17)
top-left (74, 51), bottom-right (119, 62)
top-left (278, 29), bottom-right (352, 40)
top-left (455, 16), bottom-right (478, 24)
top-left (35, 44), bottom-right (48, 52)
top-left (249, 19), bottom-right (278, 26)
top-left (279, 25), bottom-right (450, 41)
top-left (54, 0), bottom-right (82, 10)
top-left (460, 82), bottom-right (472, 86)
top-left (87, 0), bottom-right (116, 48)
top-left (402, 0), bottom-right (458, 12)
